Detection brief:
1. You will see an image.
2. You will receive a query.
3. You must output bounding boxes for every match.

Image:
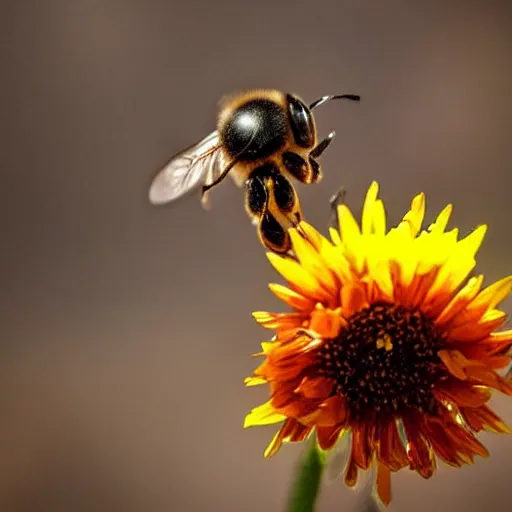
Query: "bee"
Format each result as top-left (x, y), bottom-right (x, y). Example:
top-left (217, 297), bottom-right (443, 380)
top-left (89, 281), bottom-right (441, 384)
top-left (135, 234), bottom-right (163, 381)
top-left (148, 89), bottom-right (360, 254)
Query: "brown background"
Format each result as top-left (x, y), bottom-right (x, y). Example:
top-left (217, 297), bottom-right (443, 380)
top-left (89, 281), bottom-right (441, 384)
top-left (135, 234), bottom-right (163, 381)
top-left (1, 1), bottom-right (512, 511)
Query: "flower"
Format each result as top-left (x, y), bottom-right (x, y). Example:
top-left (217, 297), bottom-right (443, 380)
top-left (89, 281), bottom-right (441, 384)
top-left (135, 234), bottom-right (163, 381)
top-left (244, 181), bottom-right (512, 506)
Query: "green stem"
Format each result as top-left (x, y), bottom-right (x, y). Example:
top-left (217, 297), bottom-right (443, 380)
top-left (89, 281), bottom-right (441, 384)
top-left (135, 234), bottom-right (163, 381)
top-left (285, 436), bottom-right (327, 512)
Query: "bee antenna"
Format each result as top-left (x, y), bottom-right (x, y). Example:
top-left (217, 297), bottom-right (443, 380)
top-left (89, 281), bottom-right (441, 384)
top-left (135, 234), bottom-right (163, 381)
top-left (309, 94), bottom-right (361, 111)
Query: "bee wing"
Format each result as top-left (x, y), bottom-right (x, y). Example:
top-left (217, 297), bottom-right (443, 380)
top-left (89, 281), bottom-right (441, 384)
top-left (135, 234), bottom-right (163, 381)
top-left (148, 130), bottom-right (226, 205)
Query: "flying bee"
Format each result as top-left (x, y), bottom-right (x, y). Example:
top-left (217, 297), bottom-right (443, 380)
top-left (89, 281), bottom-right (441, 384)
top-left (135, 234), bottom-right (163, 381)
top-left (148, 89), bottom-right (360, 254)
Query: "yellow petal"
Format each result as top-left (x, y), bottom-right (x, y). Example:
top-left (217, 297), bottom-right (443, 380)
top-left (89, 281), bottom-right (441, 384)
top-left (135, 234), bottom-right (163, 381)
top-left (260, 341), bottom-right (274, 353)
top-left (266, 253), bottom-right (329, 301)
top-left (289, 228), bottom-right (337, 293)
top-left (338, 204), bottom-right (361, 243)
top-left (428, 204), bottom-right (453, 234)
top-left (424, 251), bottom-right (476, 306)
top-left (244, 401), bottom-right (286, 428)
top-left (320, 242), bottom-right (354, 285)
top-left (329, 229), bottom-right (341, 247)
top-left (264, 428), bottom-right (285, 458)
top-left (401, 192), bottom-right (426, 237)
top-left (435, 275), bottom-right (484, 328)
top-left (472, 276), bottom-right (512, 311)
top-left (268, 283), bottom-right (315, 311)
top-left (244, 376), bottom-right (267, 386)
top-left (297, 221), bottom-right (330, 252)
top-left (362, 181), bottom-right (380, 235)
top-left (370, 259), bottom-right (394, 302)
top-left (373, 199), bottom-right (387, 235)
top-left (456, 224), bottom-right (487, 259)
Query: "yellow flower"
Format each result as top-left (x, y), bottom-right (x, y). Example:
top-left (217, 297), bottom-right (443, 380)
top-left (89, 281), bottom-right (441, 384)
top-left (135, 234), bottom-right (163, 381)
top-left (244, 181), bottom-right (512, 506)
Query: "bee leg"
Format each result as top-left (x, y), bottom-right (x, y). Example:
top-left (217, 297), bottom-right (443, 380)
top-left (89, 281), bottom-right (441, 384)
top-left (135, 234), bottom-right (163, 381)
top-left (272, 172), bottom-right (303, 225)
top-left (245, 173), bottom-right (292, 254)
top-left (202, 126), bottom-right (259, 204)
top-left (304, 131), bottom-right (336, 185)
top-left (310, 130), bottom-right (336, 159)
top-left (257, 209), bottom-right (291, 254)
top-left (200, 160), bottom-right (237, 206)
top-left (244, 174), bottom-right (268, 223)
top-left (307, 156), bottom-right (322, 184)
top-left (328, 186), bottom-right (346, 228)
top-left (283, 151), bottom-right (316, 184)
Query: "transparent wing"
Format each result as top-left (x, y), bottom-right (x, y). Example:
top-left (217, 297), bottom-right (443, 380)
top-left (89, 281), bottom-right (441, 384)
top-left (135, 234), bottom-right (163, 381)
top-left (148, 130), bottom-right (225, 205)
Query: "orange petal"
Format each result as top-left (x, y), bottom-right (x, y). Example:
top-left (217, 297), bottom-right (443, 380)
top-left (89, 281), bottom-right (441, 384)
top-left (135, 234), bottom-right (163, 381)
top-left (408, 268), bottom-right (439, 309)
top-left (316, 425), bottom-right (343, 450)
top-left (482, 330), bottom-right (512, 356)
top-left (422, 416), bottom-right (471, 466)
top-left (484, 355), bottom-right (511, 370)
top-left (341, 283), bottom-right (369, 318)
top-left (442, 412), bottom-right (489, 458)
top-left (448, 309), bottom-right (508, 342)
top-left (252, 311), bottom-right (306, 331)
top-left (344, 453), bottom-right (359, 488)
top-left (375, 462), bottom-right (392, 506)
top-left (295, 376), bottom-right (334, 399)
top-left (265, 355), bottom-right (316, 381)
top-left (351, 422), bottom-right (375, 470)
top-left (376, 418), bottom-right (409, 472)
top-left (464, 366), bottom-right (512, 395)
top-left (423, 259), bottom-right (477, 317)
top-left (264, 419), bottom-right (311, 457)
top-left (268, 283), bottom-right (316, 311)
top-left (461, 405), bottom-right (512, 434)
top-left (314, 396), bottom-right (347, 427)
top-left (438, 349), bottom-right (470, 380)
top-left (402, 414), bottom-right (436, 478)
top-left (309, 304), bottom-right (346, 338)
top-left (435, 275), bottom-right (484, 328)
top-left (433, 381), bottom-right (491, 407)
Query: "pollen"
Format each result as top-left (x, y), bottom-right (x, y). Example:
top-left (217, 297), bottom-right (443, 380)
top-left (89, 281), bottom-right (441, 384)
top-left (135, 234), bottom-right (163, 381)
top-left (317, 303), bottom-right (445, 417)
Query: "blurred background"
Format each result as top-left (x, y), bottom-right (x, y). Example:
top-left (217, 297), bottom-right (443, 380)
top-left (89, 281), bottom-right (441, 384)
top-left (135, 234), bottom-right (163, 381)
top-left (1, 1), bottom-right (512, 511)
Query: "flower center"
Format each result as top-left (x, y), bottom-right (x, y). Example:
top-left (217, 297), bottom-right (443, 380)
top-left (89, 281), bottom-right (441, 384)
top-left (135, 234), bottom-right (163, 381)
top-left (317, 303), bottom-right (444, 417)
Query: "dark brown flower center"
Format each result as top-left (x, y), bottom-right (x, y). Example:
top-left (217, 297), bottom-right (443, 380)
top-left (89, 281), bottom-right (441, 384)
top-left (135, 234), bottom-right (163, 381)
top-left (317, 303), bottom-right (444, 418)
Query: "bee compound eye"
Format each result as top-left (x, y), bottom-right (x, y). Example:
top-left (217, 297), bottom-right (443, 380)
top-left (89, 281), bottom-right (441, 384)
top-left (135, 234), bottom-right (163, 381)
top-left (287, 95), bottom-right (315, 148)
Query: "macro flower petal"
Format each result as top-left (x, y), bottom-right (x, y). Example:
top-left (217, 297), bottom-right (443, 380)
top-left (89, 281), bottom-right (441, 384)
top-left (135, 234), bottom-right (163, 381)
top-left (245, 182), bottom-right (512, 507)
